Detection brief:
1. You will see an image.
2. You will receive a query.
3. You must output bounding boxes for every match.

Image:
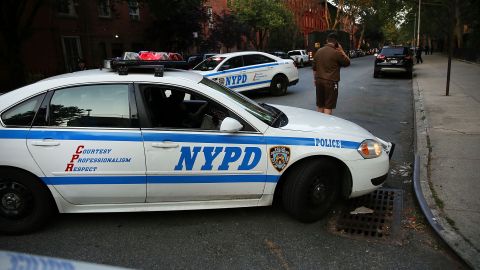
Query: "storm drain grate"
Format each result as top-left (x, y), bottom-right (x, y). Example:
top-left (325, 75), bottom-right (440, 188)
top-left (333, 188), bottom-right (403, 239)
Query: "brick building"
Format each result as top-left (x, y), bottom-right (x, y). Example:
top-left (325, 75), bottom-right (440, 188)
top-left (0, 0), bottom-right (155, 89)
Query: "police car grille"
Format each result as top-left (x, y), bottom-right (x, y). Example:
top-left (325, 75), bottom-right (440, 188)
top-left (332, 188), bottom-right (403, 239)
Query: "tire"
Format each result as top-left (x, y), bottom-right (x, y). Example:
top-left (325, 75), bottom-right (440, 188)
top-left (270, 75), bottom-right (288, 96)
top-left (0, 169), bottom-right (56, 234)
top-left (373, 69), bottom-right (380, 78)
top-left (299, 59), bottom-right (304, 67)
top-left (282, 158), bottom-right (339, 222)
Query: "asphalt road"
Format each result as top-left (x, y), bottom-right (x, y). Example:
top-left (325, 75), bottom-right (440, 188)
top-left (0, 56), bottom-right (466, 270)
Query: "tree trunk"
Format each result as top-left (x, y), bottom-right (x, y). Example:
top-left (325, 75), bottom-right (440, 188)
top-left (454, 0), bottom-right (463, 48)
top-left (324, 1), bottom-right (330, 29)
top-left (332, 0), bottom-right (344, 30)
top-left (357, 26), bottom-right (365, 49)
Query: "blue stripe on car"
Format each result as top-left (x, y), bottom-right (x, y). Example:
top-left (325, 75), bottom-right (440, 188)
top-left (26, 129), bottom-right (143, 141)
top-left (204, 63), bottom-right (279, 77)
top-left (0, 129), bottom-right (360, 148)
top-left (41, 175), bottom-right (280, 185)
top-left (229, 80), bottom-right (271, 89)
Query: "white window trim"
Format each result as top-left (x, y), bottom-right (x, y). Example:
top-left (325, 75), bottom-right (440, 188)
top-left (98, 0), bottom-right (111, 18)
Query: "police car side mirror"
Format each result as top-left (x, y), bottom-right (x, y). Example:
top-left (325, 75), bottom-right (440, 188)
top-left (220, 117), bottom-right (243, 133)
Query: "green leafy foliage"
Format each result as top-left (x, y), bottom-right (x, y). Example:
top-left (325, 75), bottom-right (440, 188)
top-left (145, 0), bottom-right (207, 52)
top-left (228, 0), bottom-right (294, 50)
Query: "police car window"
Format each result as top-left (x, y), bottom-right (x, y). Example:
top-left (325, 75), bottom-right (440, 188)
top-left (243, 54), bottom-right (275, 66)
top-left (200, 78), bottom-right (276, 126)
top-left (1, 94), bottom-right (45, 127)
top-left (49, 84), bottom-right (131, 128)
top-left (141, 85), bottom-right (254, 131)
top-left (192, 57), bottom-right (225, 71)
top-left (221, 56), bottom-right (243, 70)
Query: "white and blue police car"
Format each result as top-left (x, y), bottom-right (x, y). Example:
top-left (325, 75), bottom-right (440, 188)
top-left (0, 57), bottom-right (393, 234)
top-left (192, 51), bottom-right (299, 96)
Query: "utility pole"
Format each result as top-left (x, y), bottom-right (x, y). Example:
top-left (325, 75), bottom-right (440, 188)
top-left (417, 0), bottom-right (421, 47)
top-left (413, 12), bottom-right (417, 49)
top-left (422, 1), bottom-right (453, 96)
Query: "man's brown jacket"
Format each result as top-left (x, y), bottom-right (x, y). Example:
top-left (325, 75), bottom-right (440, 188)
top-left (312, 43), bottom-right (350, 82)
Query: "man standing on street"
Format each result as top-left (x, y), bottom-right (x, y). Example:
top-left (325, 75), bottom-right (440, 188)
top-left (312, 32), bottom-right (350, 115)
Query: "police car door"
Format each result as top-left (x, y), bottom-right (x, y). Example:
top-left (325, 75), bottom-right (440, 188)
top-left (26, 84), bottom-right (146, 204)
top-left (242, 54), bottom-right (277, 91)
top-left (215, 56), bottom-right (249, 91)
top-left (137, 85), bottom-right (267, 203)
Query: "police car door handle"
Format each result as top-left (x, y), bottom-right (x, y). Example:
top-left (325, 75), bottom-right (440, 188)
top-left (31, 140), bottom-right (60, 146)
top-left (152, 142), bottom-right (179, 148)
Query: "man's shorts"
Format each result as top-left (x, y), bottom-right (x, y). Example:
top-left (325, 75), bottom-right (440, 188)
top-left (315, 79), bottom-right (338, 109)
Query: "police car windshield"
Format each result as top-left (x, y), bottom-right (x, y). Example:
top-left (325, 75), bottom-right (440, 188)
top-left (200, 78), bottom-right (276, 126)
top-left (193, 57), bottom-right (225, 71)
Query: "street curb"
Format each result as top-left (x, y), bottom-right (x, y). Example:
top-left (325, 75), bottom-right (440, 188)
top-left (412, 75), bottom-right (480, 270)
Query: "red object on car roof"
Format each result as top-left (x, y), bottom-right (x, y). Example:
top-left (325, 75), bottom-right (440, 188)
top-left (138, 51), bottom-right (168, 61)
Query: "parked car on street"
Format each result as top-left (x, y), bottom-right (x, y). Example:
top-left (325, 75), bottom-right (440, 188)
top-left (0, 55), bottom-right (393, 234)
top-left (374, 46), bottom-right (413, 78)
top-left (193, 51), bottom-right (298, 96)
top-left (287, 50), bottom-right (310, 67)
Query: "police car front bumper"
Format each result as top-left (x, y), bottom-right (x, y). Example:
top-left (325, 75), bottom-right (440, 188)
top-left (347, 152), bottom-right (390, 198)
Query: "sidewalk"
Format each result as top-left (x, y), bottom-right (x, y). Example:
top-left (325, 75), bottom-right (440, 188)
top-left (413, 54), bottom-right (480, 269)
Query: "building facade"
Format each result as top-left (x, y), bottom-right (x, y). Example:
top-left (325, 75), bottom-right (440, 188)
top-left (0, 0), bottom-right (155, 89)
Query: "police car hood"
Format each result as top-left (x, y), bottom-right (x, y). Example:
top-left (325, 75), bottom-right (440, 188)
top-left (273, 104), bottom-right (374, 138)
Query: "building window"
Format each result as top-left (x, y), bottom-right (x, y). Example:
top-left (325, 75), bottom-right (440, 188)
top-left (61, 36), bottom-right (83, 72)
top-left (128, 0), bottom-right (140, 21)
top-left (207, 7), bottom-right (214, 29)
top-left (57, 0), bottom-right (77, 16)
top-left (98, 0), bottom-right (111, 18)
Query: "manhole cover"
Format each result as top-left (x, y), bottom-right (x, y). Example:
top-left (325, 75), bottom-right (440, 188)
top-left (332, 188), bottom-right (403, 239)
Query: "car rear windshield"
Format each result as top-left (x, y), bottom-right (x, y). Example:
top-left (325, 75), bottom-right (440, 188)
top-left (192, 57), bottom-right (225, 71)
top-left (288, 51), bottom-right (301, 56)
top-left (381, 47), bottom-right (407, 56)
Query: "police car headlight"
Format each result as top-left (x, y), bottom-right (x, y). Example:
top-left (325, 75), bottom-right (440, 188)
top-left (357, 139), bottom-right (382, 159)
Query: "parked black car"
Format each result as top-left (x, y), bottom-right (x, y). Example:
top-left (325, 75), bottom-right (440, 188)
top-left (374, 46), bottom-right (413, 78)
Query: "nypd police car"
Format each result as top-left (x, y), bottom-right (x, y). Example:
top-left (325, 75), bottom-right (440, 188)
top-left (192, 51), bottom-right (299, 96)
top-left (0, 57), bottom-right (392, 234)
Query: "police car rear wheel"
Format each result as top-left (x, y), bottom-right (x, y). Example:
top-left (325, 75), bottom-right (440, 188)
top-left (282, 159), bottom-right (338, 222)
top-left (0, 169), bottom-right (55, 234)
top-left (270, 75), bottom-right (287, 96)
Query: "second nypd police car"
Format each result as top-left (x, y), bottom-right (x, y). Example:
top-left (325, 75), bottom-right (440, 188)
top-left (192, 51), bottom-right (299, 96)
top-left (0, 56), bottom-right (392, 234)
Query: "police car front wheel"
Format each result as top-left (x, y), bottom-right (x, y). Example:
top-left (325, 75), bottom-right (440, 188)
top-left (282, 158), bottom-right (339, 222)
top-left (0, 169), bottom-right (56, 235)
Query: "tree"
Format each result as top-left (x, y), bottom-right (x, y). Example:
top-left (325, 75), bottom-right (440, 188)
top-left (0, 0), bottom-right (45, 90)
top-left (210, 12), bottom-right (248, 52)
top-left (145, 0), bottom-right (207, 52)
top-left (228, 0), bottom-right (292, 50)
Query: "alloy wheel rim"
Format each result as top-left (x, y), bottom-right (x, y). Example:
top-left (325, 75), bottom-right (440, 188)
top-left (310, 177), bottom-right (328, 205)
top-left (0, 181), bottom-right (33, 219)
